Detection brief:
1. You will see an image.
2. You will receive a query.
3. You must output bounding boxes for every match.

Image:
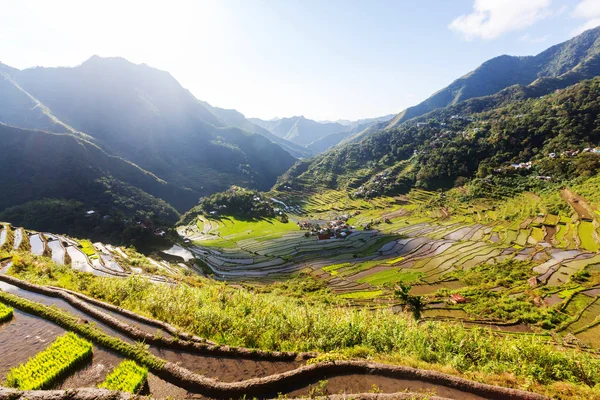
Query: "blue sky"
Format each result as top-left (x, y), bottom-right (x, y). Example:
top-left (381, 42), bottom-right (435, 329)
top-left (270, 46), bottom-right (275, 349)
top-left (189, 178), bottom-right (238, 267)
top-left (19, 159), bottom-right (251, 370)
top-left (0, 0), bottom-right (598, 121)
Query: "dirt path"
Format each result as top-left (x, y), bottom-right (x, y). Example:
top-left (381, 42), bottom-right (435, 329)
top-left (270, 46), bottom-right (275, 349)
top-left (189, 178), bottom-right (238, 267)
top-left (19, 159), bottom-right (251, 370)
top-left (561, 188), bottom-right (594, 221)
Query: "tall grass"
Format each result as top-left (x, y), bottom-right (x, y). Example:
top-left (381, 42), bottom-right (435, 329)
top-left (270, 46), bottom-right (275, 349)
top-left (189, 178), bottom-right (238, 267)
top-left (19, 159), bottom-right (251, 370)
top-left (9, 256), bottom-right (600, 387)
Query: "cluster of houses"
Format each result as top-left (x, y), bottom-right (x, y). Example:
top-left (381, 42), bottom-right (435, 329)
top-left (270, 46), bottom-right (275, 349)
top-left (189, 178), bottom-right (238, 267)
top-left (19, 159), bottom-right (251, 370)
top-left (548, 148), bottom-right (600, 159)
top-left (353, 172), bottom-right (394, 198)
top-left (298, 215), bottom-right (355, 240)
top-left (511, 161), bottom-right (533, 170)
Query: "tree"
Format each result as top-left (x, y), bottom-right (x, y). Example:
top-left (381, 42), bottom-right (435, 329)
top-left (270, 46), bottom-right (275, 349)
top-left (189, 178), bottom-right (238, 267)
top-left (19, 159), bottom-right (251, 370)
top-left (394, 284), bottom-right (424, 320)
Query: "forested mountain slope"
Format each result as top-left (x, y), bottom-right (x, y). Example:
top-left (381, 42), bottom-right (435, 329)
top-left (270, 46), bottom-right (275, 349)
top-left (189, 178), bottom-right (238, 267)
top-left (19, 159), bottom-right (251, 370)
top-left (386, 26), bottom-right (600, 129)
top-left (0, 57), bottom-right (297, 221)
top-left (278, 76), bottom-right (600, 194)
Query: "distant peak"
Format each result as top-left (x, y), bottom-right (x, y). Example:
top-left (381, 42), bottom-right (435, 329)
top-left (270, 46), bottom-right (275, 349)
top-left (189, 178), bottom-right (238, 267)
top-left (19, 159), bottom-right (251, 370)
top-left (81, 55), bottom-right (136, 68)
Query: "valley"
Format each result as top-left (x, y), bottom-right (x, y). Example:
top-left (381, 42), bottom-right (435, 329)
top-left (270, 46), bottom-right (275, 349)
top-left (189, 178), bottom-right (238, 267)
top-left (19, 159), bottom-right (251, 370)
top-left (1, 14), bottom-right (600, 400)
top-left (2, 170), bottom-right (600, 398)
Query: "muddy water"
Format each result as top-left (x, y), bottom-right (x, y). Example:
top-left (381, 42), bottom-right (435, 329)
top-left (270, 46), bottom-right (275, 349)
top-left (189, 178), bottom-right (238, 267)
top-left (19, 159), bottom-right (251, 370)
top-left (88, 301), bottom-right (173, 339)
top-left (0, 280), bottom-right (134, 344)
top-left (55, 347), bottom-right (124, 389)
top-left (0, 309), bottom-right (122, 388)
top-left (30, 234), bottom-right (44, 255)
top-left (409, 281), bottom-right (465, 295)
top-left (0, 283), bottom-right (513, 399)
top-left (0, 281), bottom-right (300, 380)
top-left (282, 373), bottom-right (486, 400)
top-left (153, 348), bottom-right (300, 382)
top-left (0, 309), bottom-right (64, 378)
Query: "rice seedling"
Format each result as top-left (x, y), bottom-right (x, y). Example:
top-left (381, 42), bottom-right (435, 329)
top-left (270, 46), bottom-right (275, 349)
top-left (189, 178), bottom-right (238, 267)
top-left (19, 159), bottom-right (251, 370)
top-left (99, 360), bottom-right (148, 393)
top-left (0, 301), bottom-right (13, 323)
top-left (5, 332), bottom-right (92, 390)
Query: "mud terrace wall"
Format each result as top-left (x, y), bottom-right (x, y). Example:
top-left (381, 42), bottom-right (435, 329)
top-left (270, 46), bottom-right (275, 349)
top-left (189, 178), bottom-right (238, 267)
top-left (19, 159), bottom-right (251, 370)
top-left (0, 274), bottom-right (313, 361)
top-left (0, 275), bottom-right (550, 400)
top-left (0, 387), bottom-right (452, 399)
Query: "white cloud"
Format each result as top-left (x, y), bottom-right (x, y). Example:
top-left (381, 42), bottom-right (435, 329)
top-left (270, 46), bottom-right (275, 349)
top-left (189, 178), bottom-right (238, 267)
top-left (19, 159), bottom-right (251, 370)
top-left (519, 34), bottom-right (549, 43)
top-left (571, 0), bottom-right (600, 35)
top-left (449, 0), bottom-right (552, 40)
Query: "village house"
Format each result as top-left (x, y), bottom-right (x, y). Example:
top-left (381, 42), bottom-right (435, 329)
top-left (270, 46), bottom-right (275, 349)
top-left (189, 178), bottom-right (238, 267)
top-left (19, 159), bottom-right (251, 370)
top-left (511, 161), bottom-right (532, 169)
top-left (449, 294), bottom-right (466, 304)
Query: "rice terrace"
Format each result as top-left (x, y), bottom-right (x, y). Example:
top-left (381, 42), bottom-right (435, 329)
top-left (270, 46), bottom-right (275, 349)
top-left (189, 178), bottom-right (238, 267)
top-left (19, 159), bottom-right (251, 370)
top-left (2, 180), bottom-right (600, 399)
top-left (2, 2), bottom-right (600, 399)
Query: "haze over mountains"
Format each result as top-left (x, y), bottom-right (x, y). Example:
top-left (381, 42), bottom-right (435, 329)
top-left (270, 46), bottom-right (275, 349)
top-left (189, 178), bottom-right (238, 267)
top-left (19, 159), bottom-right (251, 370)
top-left (249, 114), bottom-right (395, 153)
top-left (0, 56), bottom-right (297, 226)
top-left (1, 26), bottom-right (600, 237)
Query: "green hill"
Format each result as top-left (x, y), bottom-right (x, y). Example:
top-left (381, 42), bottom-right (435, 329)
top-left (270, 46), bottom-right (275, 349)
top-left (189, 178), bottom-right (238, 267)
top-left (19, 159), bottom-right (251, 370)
top-left (386, 26), bottom-right (600, 129)
top-left (0, 57), bottom-right (297, 231)
top-left (279, 76), bottom-right (600, 194)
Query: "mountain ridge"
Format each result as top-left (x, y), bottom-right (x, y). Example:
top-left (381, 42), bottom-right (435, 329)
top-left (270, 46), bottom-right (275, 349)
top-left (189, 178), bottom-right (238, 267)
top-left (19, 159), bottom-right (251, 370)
top-left (386, 26), bottom-right (600, 129)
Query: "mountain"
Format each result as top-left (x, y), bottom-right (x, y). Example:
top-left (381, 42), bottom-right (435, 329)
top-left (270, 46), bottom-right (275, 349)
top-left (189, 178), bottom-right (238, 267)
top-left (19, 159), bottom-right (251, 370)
top-left (0, 123), bottom-right (193, 241)
top-left (279, 76), bottom-right (600, 194)
top-left (0, 56), bottom-right (297, 219)
top-left (199, 101), bottom-right (315, 158)
top-left (279, 28), bottom-right (600, 193)
top-left (387, 26), bottom-right (600, 129)
top-left (249, 114), bottom-right (394, 152)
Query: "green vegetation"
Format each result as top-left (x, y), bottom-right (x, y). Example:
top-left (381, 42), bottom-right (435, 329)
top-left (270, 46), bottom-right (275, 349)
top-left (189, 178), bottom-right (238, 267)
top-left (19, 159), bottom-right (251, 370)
top-left (322, 262), bottom-right (352, 275)
top-left (387, 26), bottom-right (600, 128)
top-left (355, 236), bottom-right (397, 257)
top-left (0, 288), bottom-right (164, 371)
top-left (338, 290), bottom-right (383, 299)
top-left (7, 256), bottom-right (600, 392)
top-left (284, 75), bottom-right (600, 195)
top-left (358, 269), bottom-right (423, 286)
top-left (578, 221), bottom-right (599, 252)
top-left (181, 186), bottom-right (283, 223)
top-left (99, 360), bottom-right (148, 394)
top-left (0, 225), bottom-right (14, 251)
top-left (0, 301), bottom-right (13, 323)
top-left (79, 239), bottom-right (97, 258)
top-left (5, 332), bottom-right (92, 390)
top-left (0, 56), bottom-right (297, 237)
top-left (445, 260), bottom-right (566, 327)
top-left (196, 215), bottom-right (297, 248)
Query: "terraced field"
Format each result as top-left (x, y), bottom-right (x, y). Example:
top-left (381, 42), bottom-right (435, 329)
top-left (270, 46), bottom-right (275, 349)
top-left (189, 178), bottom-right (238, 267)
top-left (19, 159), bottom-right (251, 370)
top-left (0, 272), bottom-right (545, 400)
top-left (174, 187), bottom-right (600, 342)
top-left (2, 185), bottom-right (600, 398)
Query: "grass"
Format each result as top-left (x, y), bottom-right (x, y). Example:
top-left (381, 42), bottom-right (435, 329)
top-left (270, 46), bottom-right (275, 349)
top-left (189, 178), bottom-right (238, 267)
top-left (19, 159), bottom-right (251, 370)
top-left (7, 256), bottom-right (600, 394)
top-left (78, 239), bottom-right (97, 259)
top-left (196, 216), bottom-right (298, 248)
top-left (5, 332), bottom-right (92, 390)
top-left (99, 360), bottom-right (148, 393)
top-left (385, 256), bottom-right (405, 265)
top-left (357, 269), bottom-right (423, 286)
top-left (0, 301), bottom-right (13, 323)
top-left (355, 236), bottom-right (398, 257)
top-left (338, 290), bottom-right (384, 299)
top-left (322, 262), bottom-right (352, 275)
top-left (578, 221), bottom-right (599, 252)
